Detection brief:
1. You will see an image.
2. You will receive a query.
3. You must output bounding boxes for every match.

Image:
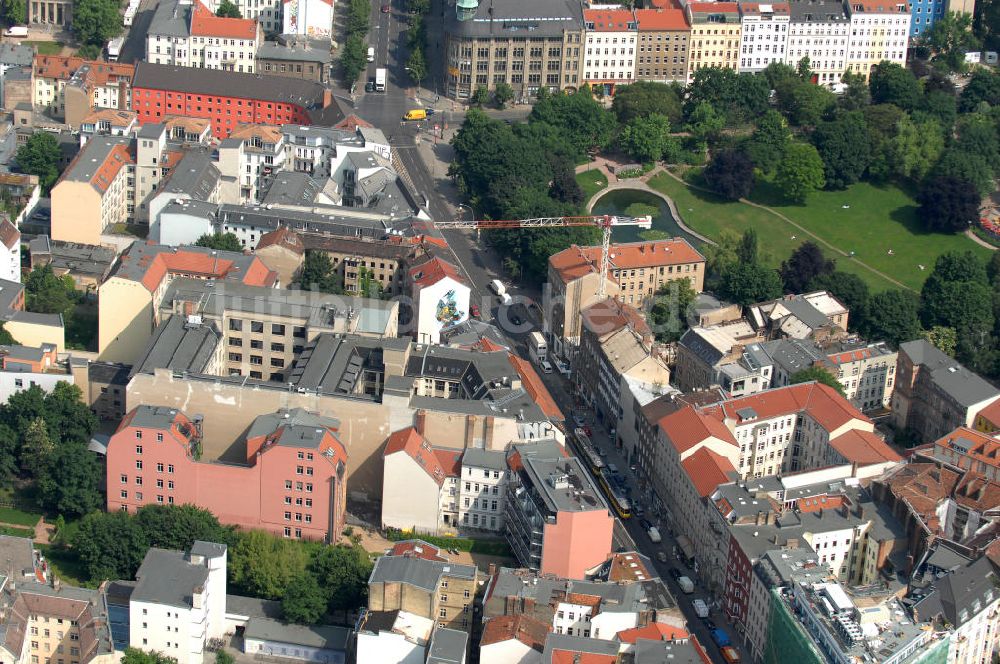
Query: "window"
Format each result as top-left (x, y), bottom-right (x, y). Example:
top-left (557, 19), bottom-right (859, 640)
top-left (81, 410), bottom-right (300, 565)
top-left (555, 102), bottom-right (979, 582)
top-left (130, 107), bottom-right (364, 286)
top-left (168, 464), bottom-right (174, 473)
top-left (271, 342), bottom-right (285, 352)
top-left (272, 324), bottom-right (286, 335)
top-left (251, 321), bottom-right (264, 333)
top-left (229, 319), bottom-right (243, 331)
top-left (136, 460), bottom-right (143, 470)
top-left (120, 474), bottom-right (128, 484)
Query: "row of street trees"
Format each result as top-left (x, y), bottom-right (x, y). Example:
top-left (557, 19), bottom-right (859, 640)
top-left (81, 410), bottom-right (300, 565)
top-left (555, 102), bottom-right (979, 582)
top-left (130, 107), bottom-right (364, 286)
top-left (340, 0), bottom-right (372, 85)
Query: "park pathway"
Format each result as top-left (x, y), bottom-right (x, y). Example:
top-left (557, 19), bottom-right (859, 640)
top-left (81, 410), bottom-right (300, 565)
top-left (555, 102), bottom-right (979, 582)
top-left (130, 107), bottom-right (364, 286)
top-left (965, 228), bottom-right (998, 251)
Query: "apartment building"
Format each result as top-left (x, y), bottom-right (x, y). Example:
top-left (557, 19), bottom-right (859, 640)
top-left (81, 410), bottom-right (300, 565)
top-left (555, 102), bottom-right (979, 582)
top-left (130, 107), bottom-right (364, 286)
top-left (634, 8), bottom-right (690, 83)
top-left (128, 542), bottom-right (228, 664)
top-left (107, 406), bottom-right (348, 540)
top-left (686, 2), bottom-right (741, 78)
top-left (738, 2), bottom-right (790, 73)
top-left (302, 234), bottom-right (413, 296)
top-left (96, 241), bottom-right (277, 362)
top-left (504, 440), bottom-right (614, 579)
top-left (218, 124), bottom-right (286, 203)
top-left (443, 0), bottom-right (585, 100)
top-left (583, 9), bottom-right (639, 96)
top-left (927, 426), bottom-right (1000, 483)
top-left (909, 0), bottom-right (944, 36)
top-left (0, 218), bottom-right (19, 283)
top-left (130, 62), bottom-right (342, 139)
top-left (845, 0), bottom-right (910, 80)
top-left (282, 123), bottom-right (391, 178)
top-left (408, 254), bottom-right (471, 345)
top-left (546, 238), bottom-right (704, 360)
top-left (786, 0), bottom-right (851, 85)
top-left (33, 56), bottom-right (133, 127)
top-left (147, 0), bottom-right (262, 73)
top-left (256, 40), bottom-right (332, 83)
top-left (892, 339), bottom-right (1000, 443)
top-left (458, 448), bottom-right (506, 533)
top-left (200, 0), bottom-right (283, 34)
top-left (368, 552), bottom-right (479, 632)
top-left (381, 426), bottom-right (462, 534)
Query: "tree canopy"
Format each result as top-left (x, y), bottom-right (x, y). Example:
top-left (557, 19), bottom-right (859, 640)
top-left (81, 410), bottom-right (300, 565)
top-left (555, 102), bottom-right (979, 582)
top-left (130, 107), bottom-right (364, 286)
top-left (72, 0), bottom-right (123, 47)
top-left (618, 113), bottom-right (678, 163)
top-left (612, 81), bottom-right (683, 124)
top-left (790, 366), bottom-right (846, 395)
top-left (812, 110), bottom-right (871, 189)
top-left (215, 0), bottom-right (242, 16)
top-left (195, 233), bottom-right (243, 252)
top-left (16, 133), bottom-right (62, 193)
top-left (916, 175), bottom-right (980, 234)
top-left (775, 141), bottom-right (826, 202)
top-left (703, 149), bottom-right (755, 201)
top-left (299, 251), bottom-right (343, 293)
top-left (780, 241), bottom-right (834, 294)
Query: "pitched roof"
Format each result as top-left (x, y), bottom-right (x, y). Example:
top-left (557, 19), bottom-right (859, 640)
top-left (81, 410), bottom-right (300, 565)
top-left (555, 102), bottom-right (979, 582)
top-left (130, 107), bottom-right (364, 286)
top-left (508, 354), bottom-right (564, 421)
top-left (659, 406), bottom-right (737, 454)
top-left (616, 622), bottom-right (689, 643)
top-left (633, 7), bottom-right (689, 29)
top-left (387, 540), bottom-right (448, 561)
top-left (409, 255), bottom-right (466, 289)
top-left (0, 217), bottom-right (19, 250)
top-left (480, 614), bottom-right (548, 650)
top-left (703, 382), bottom-right (868, 432)
top-left (190, 0), bottom-right (258, 39)
top-left (109, 241), bottom-right (277, 292)
top-left (934, 427), bottom-right (1000, 471)
top-left (828, 429), bottom-right (901, 465)
top-left (585, 8), bottom-right (637, 31)
top-left (581, 299), bottom-right (651, 339)
top-left (688, 1), bottom-right (739, 11)
top-left (550, 239), bottom-right (704, 283)
top-left (682, 447), bottom-right (737, 497)
top-left (255, 227), bottom-right (305, 255)
top-left (383, 427), bottom-right (457, 486)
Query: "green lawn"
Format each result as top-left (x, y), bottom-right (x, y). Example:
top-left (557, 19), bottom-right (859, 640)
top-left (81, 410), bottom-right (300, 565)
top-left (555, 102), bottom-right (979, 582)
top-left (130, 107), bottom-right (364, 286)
top-left (0, 525), bottom-right (35, 538)
top-left (0, 505), bottom-right (42, 527)
top-left (36, 544), bottom-right (95, 588)
top-left (577, 169), bottom-right (609, 203)
top-left (648, 172), bottom-right (994, 292)
top-left (22, 41), bottom-right (64, 55)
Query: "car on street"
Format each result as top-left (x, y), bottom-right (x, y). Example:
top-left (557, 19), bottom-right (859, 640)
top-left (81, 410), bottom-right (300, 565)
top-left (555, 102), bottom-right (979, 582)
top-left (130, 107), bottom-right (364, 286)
top-left (703, 619), bottom-right (717, 631)
top-left (634, 504), bottom-right (645, 516)
top-left (540, 360), bottom-right (553, 374)
top-left (572, 413), bottom-right (586, 427)
top-left (656, 551), bottom-right (668, 563)
top-left (381, 4), bottom-right (390, 11)
top-left (470, 304), bottom-right (480, 318)
top-left (669, 568), bottom-right (683, 581)
top-left (365, 79), bottom-right (375, 92)
top-left (639, 518), bottom-right (652, 531)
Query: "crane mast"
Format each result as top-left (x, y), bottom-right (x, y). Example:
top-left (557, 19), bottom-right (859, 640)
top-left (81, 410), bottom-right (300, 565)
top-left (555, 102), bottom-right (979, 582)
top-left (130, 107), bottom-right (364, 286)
top-left (433, 214), bottom-right (653, 299)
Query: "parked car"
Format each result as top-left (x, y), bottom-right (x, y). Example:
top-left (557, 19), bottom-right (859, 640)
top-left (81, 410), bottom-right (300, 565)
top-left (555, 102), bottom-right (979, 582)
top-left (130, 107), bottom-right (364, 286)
top-left (669, 568), bottom-right (683, 581)
top-left (656, 551), bottom-right (668, 563)
top-left (572, 413), bottom-right (586, 427)
top-left (639, 518), bottom-right (652, 531)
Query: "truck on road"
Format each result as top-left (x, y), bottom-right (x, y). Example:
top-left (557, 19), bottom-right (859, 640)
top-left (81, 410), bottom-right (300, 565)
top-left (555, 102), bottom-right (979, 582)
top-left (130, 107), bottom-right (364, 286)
top-left (677, 576), bottom-right (694, 594)
top-left (375, 68), bottom-right (386, 92)
top-left (107, 36), bottom-right (124, 62)
top-left (647, 526), bottom-right (661, 543)
top-left (711, 629), bottom-right (731, 648)
top-left (490, 279), bottom-right (512, 305)
top-left (692, 599), bottom-right (709, 618)
top-left (528, 331), bottom-right (547, 364)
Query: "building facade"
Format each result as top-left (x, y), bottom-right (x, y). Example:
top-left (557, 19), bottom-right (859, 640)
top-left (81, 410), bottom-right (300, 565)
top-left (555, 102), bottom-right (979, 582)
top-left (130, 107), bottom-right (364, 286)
top-left (146, 0), bottom-right (262, 73)
top-left (845, 0), bottom-right (910, 80)
top-left (458, 448), bottom-right (506, 533)
top-left (738, 2), bottom-right (790, 73)
top-left (583, 9), bottom-right (639, 96)
top-left (786, 0), bottom-right (850, 85)
top-left (686, 2), bottom-right (741, 79)
top-left (634, 8), bottom-right (690, 83)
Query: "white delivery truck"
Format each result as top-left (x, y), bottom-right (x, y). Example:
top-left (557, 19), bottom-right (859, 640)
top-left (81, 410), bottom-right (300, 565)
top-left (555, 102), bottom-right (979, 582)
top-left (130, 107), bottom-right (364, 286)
top-left (3, 26), bottom-right (28, 38)
top-left (528, 331), bottom-right (547, 364)
top-left (490, 278), bottom-right (512, 305)
top-left (107, 36), bottom-right (124, 62)
top-left (692, 599), bottom-right (709, 618)
top-left (677, 576), bottom-right (694, 594)
top-left (648, 526), bottom-right (662, 543)
top-left (375, 67), bottom-right (387, 92)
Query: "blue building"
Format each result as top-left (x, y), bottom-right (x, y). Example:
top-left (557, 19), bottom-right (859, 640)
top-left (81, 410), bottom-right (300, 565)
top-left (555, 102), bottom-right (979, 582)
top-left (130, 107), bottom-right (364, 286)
top-left (909, 0), bottom-right (945, 37)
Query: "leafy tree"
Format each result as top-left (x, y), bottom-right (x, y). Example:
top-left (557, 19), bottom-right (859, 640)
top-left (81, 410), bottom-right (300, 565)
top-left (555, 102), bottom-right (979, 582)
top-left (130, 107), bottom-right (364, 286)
top-left (648, 278), bottom-right (696, 343)
top-left (685, 67), bottom-right (770, 125)
top-left (549, 159), bottom-right (583, 207)
top-left (808, 271), bottom-right (870, 332)
top-left (299, 251), bottom-right (342, 293)
top-left (215, 653), bottom-right (234, 664)
top-left (72, 0), bottom-right (122, 46)
top-left (864, 103), bottom-right (905, 180)
top-left (920, 251), bottom-right (993, 338)
top-left (745, 110), bottom-right (790, 174)
top-left (922, 250), bottom-right (987, 284)
top-left (494, 82), bottom-right (515, 108)
top-left (737, 228), bottom-right (759, 266)
top-left (916, 175), bottom-right (980, 233)
top-left (611, 81), bottom-right (683, 124)
top-left (36, 441), bottom-right (103, 517)
top-left (311, 544), bottom-right (373, 612)
top-left (868, 62), bottom-right (921, 110)
top-left (812, 111), bottom-right (870, 189)
top-left (133, 505), bottom-right (233, 552)
top-left (921, 89), bottom-right (958, 132)
top-left (530, 91), bottom-right (616, 157)
top-left (955, 114), bottom-right (1000, 165)
top-left (959, 69), bottom-right (1000, 113)
top-left (719, 262), bottom-right (783, 306)
top-left (888, 115), bottom-right (944, 181)
top-left (775, 141), bottom-right (825, 202)
top-left (923, 325), bottom-right (958, 356)
top-left (76, 44), bottom-right (102, 60)
top-left (0, 425), bottom-right (18, 486)
top-left (25, 264), bottom-right (79, 318)
top-left (838, 71), bottom-right (872, 111)
top-left (777, 80), bottom-right (836, 126)
top-left (864, 290), bottom-right (922, 347)
top-left (976, 0), bottom-right (1000, 51)
top-left (282, 574), bottom-right (329, 624)
top-left (684, 102), bottom-right (724, 150)
top-left (924, 11), bottom-right (980, 71)
top-left (121, 649), bottom-right (178, 664)
top-left (471, 85), bottom-right (489, 106)
top-left (339, 34), bottom-right (367, 85)
top-left (0, 324), bottom-right (14, 346)
top-left (618, 113), bottom-right (677, 163)
top-left (195, 233), bottom-right (243, 252)
top-left (932, 148), bottom-right (994, 197)
top-left (357, 267), bottom-right (384, 299)
top-left (228, 530), bottom-right (309, 600)
top-left (763, 62), bottom-right (800, 90)
top-left (73, 511), bottom-right (148, 581)
top-left (406, 48), bottom-right (427, 83)
top-left (0, 0), bottom-right (25, 25)
top-left (703, 149), bottom-right (755, 201)
top-left (346, 0), bottom-right (371, 34)
top-left (215, 0), bottom-right (242, 16)
top-left (780, 241), bottom-right (834, 294)
top-left (790, 366), bottom-right (846, 395)
top-left (20, 417), bottom-right (52, 479)
top-left (16, 133), bottom-right (62, 193)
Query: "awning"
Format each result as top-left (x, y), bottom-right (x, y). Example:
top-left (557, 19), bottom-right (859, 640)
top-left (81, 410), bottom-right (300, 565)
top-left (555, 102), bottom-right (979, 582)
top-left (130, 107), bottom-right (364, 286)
top-left (676, 535), bottom-right (695, 560)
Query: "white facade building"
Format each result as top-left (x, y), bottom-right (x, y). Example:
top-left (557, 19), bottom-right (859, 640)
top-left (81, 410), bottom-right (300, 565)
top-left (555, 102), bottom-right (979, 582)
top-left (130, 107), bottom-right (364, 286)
top-left (202, 0), bottom-right (283, 35)
top-left (409, 257), bottom-right (471, 346)
top-left (0, 218), bottom-right (19, 283)
top-left (282, 0), bottom-right (333, 38)
top-left (146, 0), bottom-right (262, 73)
top-left (129, 542), bottom-right (228, 664)
top-left (583, 9), bottom-right (638, 96)
top-left (786, 0), bottom-right (850, 85)
top-left (458, 449), bottom-right (506, 533)
top-left (218, 125), bottom-right (287, 204)
top-left (355, 611), bottom-right (433, 664)
top-left (738, 2), bottom-right (790, 72)
top-left (845, 0), bottom-right (910, 80)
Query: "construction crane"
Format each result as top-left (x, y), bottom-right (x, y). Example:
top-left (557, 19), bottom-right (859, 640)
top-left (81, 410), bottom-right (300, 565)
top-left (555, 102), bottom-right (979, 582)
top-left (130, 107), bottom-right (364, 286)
top-left (432, 214), bottom-right (653, 298)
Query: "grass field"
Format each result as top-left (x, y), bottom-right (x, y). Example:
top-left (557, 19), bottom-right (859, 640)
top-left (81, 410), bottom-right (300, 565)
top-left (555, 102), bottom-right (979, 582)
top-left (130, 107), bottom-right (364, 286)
top-left (36, 544), bottom-right (94, 588)
top-left (0, 505), bottom-right (41, 527)
top-left (577, 169), bottom-right (609, 203)
top-left (22, 41), bottom-right (64, 55)
top-left (648, 171), bottom-right (994, 292)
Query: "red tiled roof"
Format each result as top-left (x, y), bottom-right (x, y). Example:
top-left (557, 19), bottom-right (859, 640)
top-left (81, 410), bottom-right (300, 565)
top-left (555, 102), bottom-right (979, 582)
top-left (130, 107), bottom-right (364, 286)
top-left (409, 256), bottom-right (466, 289)
top-left (688, 1), bottom-right (739, 11)
top-left (978, 401), bottom-right (1000, 428)
top-left (334, 113), bottom-right (373, 129)
top-left (480, 614), bottom-right (548, 651)
top-left (550, 239), bottom-right (704, 283)
top-left (616, 622), bottom-right (690, 643)
top-left (829, 429), bottom-right (901, 465)
top-left (0, 218), bottom-right (19, 250)
top-left (585, 8), bottom-right (637, 31)
top-left (508, 354), bottom-right (564, 421)
top-left (91, 143), bottom-right (134, 194)
top-left (551, 652), bottom-right (616, 664)
top-left (659, 406), bottom-right (737, 454)
top-left (190, 1), bottom-right (258, 39)
top-left (935, 427), bottom-right (1000, 470)
top-left (634, 7), bottom-right (690, 29)
top-left (682, 447), bottom-right (737, 497)
top-left (855, 0), bottom-right (907, 11)
top-left (384, 427), bottom-right (456, 486)
top-left (704, 383), bottom-right (869, 433)
top-left (434, 448), bottom-right (462, 478)
top-left (581, 299), bottom-right (651, 339)
top-left (256, 227), bottom-right (305, 255)
top-left (387, 539), bottom-right (448, 561)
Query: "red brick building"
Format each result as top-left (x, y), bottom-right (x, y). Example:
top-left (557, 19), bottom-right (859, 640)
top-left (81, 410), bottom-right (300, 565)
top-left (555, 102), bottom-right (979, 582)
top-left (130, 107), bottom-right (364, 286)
top-left (106, 405), bottom-right (348, 541)
top-left (130, 62), bottom-right (344, 139)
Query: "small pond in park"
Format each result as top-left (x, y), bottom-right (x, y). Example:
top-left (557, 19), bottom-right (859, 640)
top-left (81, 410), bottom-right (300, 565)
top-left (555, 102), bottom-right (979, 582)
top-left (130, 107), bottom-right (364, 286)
top-left (591, 188), bottom-right (703, 249)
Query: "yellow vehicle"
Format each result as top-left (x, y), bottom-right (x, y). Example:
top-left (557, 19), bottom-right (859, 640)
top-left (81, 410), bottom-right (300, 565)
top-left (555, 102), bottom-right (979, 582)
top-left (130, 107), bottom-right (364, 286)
top-left (403, 109), bottom-right (427, 121)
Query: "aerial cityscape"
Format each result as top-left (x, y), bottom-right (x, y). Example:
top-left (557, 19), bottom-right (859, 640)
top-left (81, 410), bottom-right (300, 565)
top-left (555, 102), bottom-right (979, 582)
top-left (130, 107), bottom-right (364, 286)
top-left (0, 0), bottom-right (995, 662)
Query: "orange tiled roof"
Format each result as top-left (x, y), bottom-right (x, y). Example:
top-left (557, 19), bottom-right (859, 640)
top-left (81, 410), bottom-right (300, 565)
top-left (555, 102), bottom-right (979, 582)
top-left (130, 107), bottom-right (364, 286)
top-left (90, 143), bottom-right (133, 193)
top-left (334, 113), bottom-right (374, 129)
top-left (410, 255), bottom-right (466, 289)
top-left (387, 539), bottom-right (448, 561)
top-left (550, 239), bottom-right (704, 283)
top-left (508, 354), bottom-right (564, 421)
top-left (384, 427), bottom-right (457, 486)
top-left (585, 8), bottom-right (637, 31)
top-left (190, 1), bottom-right (259, 39)
top-left (829, 429), bottom-right (901, 465)
top-left (689, 1), bottom-right (739, 11)
top-left (682, 447), bottom-right (737, 497)
top-left (480, 614), bottom-right (548, 651)
top-left (581, 299), bottom-right (651, 339)
top-left (634, 7), bottom-right (690, 30)
top-left (85, 61), bottom-right (135, 86)
top-left (616, 622), bottom-right (690, 643)
top-left (33, 54), bottom-right (83, 80)
top-left (704, 382), bottom-right (868, 433)
top-left (256, 227), bottom-right (305, 255)
top-left (659, 406), bottom-right (737, 453)
top-left (978, 400), bottom-right (1000, 428)
top-left (0, 217), bottom-right (19, 250)
top-left (935, 427), bottom-right (1000, 469)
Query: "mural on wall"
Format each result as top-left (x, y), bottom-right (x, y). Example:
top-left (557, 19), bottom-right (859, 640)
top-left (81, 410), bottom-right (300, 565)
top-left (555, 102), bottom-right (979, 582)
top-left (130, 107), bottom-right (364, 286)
top-left (436, 290), bottom-right (464, 329)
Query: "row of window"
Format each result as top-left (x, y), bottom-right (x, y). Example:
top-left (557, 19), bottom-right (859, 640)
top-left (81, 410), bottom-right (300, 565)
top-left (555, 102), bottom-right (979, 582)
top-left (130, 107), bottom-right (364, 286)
top-left (229, 319), bottom-right (304, 336)
top-left (120, 491), bottom-right (175, 504)
top-left (228, 353), bottom-right (285, 367)
top-left (121, 473), bottom-right (175, 487)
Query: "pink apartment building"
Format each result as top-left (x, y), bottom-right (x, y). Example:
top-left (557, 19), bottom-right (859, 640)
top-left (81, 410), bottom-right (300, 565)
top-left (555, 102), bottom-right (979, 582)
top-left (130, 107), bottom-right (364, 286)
top-left (106, 405), bottom-right (347, 540)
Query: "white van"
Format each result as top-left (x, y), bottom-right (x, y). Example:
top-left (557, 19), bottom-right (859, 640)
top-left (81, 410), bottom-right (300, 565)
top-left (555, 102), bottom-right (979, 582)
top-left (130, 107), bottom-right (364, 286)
top-left (540, 360), bottom-right (553, 374)
top-left (367, 47), bottom-right (375, 62)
